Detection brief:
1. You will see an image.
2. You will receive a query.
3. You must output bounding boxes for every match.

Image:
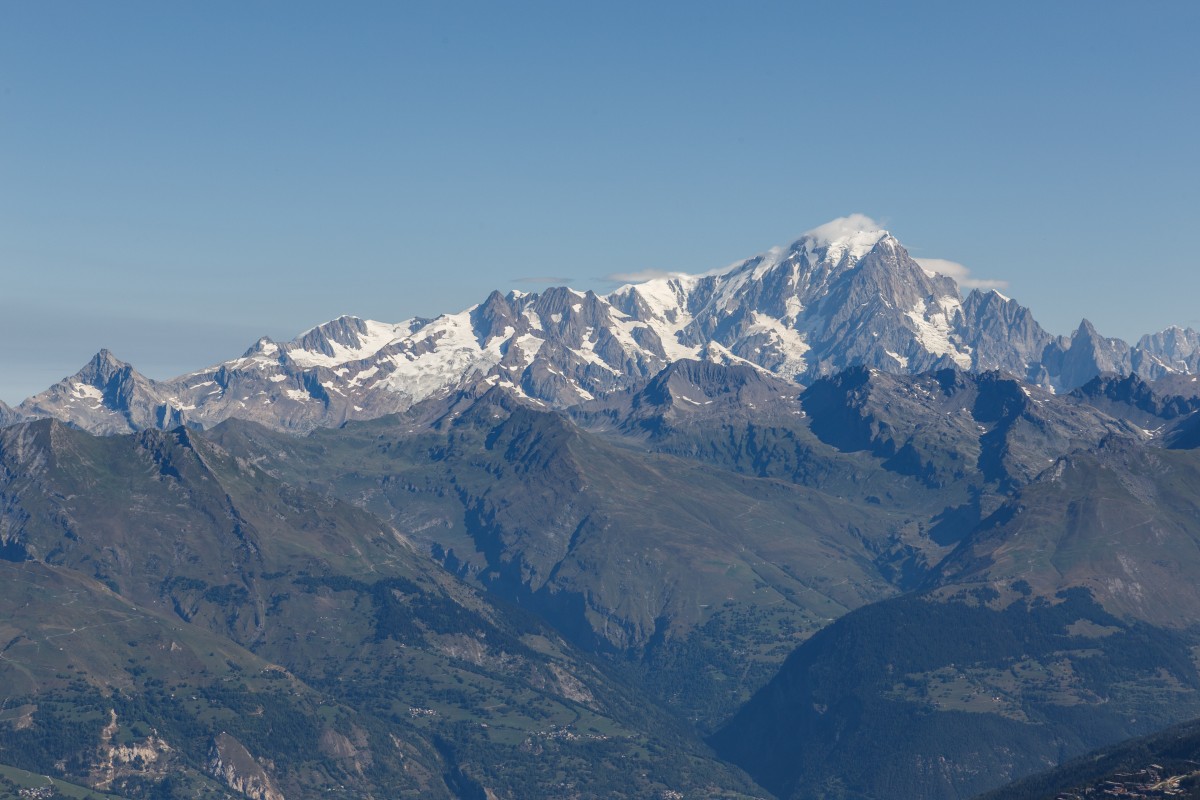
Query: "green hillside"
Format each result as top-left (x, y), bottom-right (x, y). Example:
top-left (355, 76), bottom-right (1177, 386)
top-left (0, 419), bottom-right (764, 798)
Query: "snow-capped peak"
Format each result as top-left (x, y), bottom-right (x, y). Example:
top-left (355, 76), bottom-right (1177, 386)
top-left (796, 214), bottom-right (890, 264)
top-left (608, 215), bottom-right (890, 308)
top-left (285, 317), bottom-right (411, 369)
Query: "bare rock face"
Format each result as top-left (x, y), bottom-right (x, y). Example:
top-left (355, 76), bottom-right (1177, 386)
top-left (958, 289), bottom-right (1059, 383)
top-left (91, 710), bottom-right (174, 791)
top-left (548, 662), bottom-right (597, 708)
top-left (207, 732), bottom-right (285, 800)
top-left (318, 726), bottom-right (373, 775)
top-left (1137, 325), bottom-right (1200, 376)
top-left (0, 399), bottom-right (21, 427)
top-left (1052, 319), bottom-right (1134, 391)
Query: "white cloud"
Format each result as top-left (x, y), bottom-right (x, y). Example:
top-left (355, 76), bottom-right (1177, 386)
top-left (803, 213), bottom-right (885, 246)
top-left (512, 275), bottom-right (574, 285)
top-left (603, 268), bottom-right (693, 284)
top-left (914, 257), bottom-right (1009, 291)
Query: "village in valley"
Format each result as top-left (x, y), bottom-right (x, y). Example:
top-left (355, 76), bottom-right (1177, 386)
top-left (1055, 763), bottom-right (1200, 799)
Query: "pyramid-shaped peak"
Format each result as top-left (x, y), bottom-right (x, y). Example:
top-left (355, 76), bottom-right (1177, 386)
top-left (91, 348), bottom-right (126, 366)
top-left (242, 336), bottom-right (281, 358)
top-left (77, 349), bottom-right (134, 382)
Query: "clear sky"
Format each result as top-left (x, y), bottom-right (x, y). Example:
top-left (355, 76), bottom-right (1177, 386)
top-left (2, 1), bottom-right (1198, 403)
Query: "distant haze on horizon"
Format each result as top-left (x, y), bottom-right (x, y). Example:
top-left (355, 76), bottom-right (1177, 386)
top-left (2, 2), bottom-right (1198, 404)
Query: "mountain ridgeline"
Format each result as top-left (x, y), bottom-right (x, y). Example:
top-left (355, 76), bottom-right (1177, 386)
top-left (7, 221), bottom-right (1200, 435)
top-left (4, 219), bottom-right (1200, 800)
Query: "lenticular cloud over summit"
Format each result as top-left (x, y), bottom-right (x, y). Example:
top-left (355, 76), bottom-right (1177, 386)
top-left (803, 213), bottom-right (886, 245)
top-left (605, 268), bottom-right (694, 284)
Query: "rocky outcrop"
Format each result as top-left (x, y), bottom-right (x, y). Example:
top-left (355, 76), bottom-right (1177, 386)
top-left (92, 710), bottom-right (173, 791)
top-left (317, 726), bottom-right (373, 775)
top-left (1138, 325), bottom-right (1200, 376)
top-left (207, 732), bottom-right (285, 800)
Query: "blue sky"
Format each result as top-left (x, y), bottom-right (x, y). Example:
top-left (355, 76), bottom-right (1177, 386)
top-left (2, 1), bottom-right (1198, 403)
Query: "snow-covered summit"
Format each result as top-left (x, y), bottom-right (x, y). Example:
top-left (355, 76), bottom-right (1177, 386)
top-left (797, 213), bottom-right (891, 264)
top-left (616, 215), bottom-right (890, 299)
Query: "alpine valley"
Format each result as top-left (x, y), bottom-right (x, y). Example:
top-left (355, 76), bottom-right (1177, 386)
top-left (4, 218), bottom-right (1200, 800)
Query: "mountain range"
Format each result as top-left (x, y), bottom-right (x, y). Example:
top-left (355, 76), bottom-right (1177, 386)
top-left (8, 218), bottom-right (1200, 435)
top-left (5, 218), bottom-right (1200, 800)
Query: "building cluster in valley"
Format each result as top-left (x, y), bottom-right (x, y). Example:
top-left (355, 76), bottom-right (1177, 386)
top-left (1056, 764), bottom-right (1200, 799)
